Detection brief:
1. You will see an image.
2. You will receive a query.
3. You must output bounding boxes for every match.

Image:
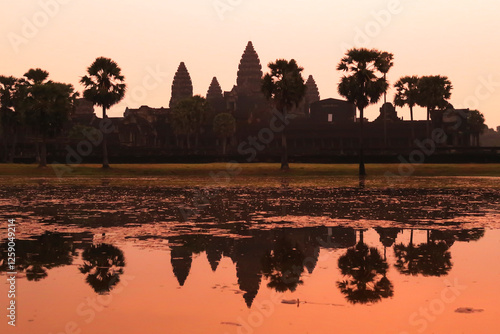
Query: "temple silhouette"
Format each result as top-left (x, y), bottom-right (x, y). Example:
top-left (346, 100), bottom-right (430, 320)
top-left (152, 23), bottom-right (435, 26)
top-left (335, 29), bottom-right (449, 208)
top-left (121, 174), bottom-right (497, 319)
top-left (59, 41), bottom-right (493, 163)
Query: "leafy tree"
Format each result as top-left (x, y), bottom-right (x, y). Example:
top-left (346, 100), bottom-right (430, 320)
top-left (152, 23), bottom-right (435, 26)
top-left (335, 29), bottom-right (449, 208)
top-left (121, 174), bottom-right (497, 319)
top-left (25, 79), bottom-right (77, 167)
top-left (262, 59), bottom-right (306, 170)
top-left (467, 109), bottom-right (485, 146)
top-left (213, 112), bottom-right (236, 155)
top-left (337, 48), bottom-right (393, 175)
top-left (170, 95), bottom-right (210, 150)
top-left (80, 57), bottom-right (126, 168)
top-left (416, 75), bottom-right (452, 135)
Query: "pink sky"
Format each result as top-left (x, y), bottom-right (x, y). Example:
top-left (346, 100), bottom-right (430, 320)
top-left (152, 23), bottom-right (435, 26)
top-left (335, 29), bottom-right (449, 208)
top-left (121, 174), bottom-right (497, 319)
top-left (1, 0), bottom-right (499, 128)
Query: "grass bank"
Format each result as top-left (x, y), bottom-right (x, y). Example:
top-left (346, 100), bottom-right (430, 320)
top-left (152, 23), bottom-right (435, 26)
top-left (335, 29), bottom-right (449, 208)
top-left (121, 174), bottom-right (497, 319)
top-left (0, 163), bottom-right (499, 188)
top-left (0, 163), bottom-right (499, 177)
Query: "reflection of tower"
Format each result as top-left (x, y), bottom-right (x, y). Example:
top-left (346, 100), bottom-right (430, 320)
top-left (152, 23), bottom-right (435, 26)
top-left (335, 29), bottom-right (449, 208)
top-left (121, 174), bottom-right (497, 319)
top-left (169, 62), bottom-right (193, 108)
top-left (170, 244), bottom-right (193, 286)
top-left (230, 233), bottom-right (270, 308)
top-left (206, 238), bottom-right (223, 272)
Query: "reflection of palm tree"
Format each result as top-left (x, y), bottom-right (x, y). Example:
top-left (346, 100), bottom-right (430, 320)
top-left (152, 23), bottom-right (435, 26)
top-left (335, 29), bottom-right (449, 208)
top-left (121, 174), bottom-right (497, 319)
top-left (262, 237), bottom-right (305, 293)
top-left (375, 227), bottom-right (401, 260)
top-left (337, 240), bottom-right (393, 304)
top-left (79, 243), bottom-right (125, 294)
top-left (454, 228), bottom-right (485, 242)
top-left (0, 232), bottom-right (75, 281)
top-left (394, 229), bottom-right (452, 277)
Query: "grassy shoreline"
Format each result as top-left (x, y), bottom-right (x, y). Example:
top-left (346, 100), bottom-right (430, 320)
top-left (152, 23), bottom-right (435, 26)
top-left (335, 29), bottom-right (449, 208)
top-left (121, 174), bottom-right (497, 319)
top-left (0, 163), bottom-right (499, 177)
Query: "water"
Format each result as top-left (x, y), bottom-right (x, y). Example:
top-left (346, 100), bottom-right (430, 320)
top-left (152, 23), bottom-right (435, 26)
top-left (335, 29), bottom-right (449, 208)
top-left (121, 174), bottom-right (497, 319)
top-left (1, 179), bottom-right (499, 333)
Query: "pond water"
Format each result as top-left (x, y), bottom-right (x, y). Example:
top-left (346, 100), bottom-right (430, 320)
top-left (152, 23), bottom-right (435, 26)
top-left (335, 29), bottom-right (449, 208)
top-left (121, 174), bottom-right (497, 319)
top-left (1, 179), bottom-right (500, 334)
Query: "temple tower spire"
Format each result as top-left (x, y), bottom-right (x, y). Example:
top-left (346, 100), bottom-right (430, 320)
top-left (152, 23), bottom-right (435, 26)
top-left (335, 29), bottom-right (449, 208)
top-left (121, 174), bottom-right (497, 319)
top-left (169, 62), bottom-right (193, 108)
top-left (236, 41), bottom-right (263, 96)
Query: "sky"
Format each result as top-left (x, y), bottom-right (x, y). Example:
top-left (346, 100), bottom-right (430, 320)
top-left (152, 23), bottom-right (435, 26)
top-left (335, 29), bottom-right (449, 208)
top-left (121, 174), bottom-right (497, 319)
top-left (1, 0), bottom-right (499, 128)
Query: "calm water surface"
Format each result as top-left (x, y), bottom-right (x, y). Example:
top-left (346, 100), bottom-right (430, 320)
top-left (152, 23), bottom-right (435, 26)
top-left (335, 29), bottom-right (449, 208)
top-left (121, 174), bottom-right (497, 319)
top-left (1, 178), bottom-right (500, 334)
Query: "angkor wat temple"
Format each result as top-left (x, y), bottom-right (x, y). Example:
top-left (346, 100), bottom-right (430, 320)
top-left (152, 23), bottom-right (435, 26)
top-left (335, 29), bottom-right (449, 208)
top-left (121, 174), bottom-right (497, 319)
top-left (18, 41), bottom-right (498, 163)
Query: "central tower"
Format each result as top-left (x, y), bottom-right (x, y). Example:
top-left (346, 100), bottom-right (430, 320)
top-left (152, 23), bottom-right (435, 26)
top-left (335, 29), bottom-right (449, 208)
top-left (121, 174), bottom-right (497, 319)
top-left (236, 41), bottom-right (263, 96)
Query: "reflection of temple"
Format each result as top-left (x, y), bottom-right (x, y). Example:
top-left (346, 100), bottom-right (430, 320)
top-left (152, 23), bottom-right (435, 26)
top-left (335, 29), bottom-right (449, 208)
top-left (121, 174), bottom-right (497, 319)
top-left (164, 226), bottom-right (484, 307)
top-left (56, 41), bottom-right (485, 162)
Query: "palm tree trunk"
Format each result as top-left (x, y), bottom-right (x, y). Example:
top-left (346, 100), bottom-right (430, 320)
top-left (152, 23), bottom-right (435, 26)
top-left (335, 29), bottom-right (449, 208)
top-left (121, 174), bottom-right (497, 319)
top-left (39, 138), bottom-right (47, 167)
top-left (359, 107), bottom-right (366, 176)
top-left (35, 141), bottom-right (40, 164)
top-left (102, 106), bottom-right (110, 168)
top-left (410, 106), bottom-right (415, 145)
top-left (409, 229), bottom-right (414, 246)
top-left (426, 107), bottom-right (431, 138)
top-left (281, 108), bottom-right (289, 170)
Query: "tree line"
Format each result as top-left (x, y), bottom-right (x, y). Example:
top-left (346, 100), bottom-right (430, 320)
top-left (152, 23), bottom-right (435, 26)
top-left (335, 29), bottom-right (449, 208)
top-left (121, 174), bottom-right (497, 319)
top-left (0, 50), bottom-right (487, 171)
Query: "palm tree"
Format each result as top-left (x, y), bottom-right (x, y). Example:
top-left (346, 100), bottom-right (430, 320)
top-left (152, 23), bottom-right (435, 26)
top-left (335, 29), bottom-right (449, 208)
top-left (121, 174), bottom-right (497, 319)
top-left (213, 112), bottom-right (236, 155)
top-left (24, 68), bottom-right (49, 85)
top-left (394, 75), bottom-right (419, 142)
top-left (262, 59), bottom-right (306, 170)
top-left (416, 75), bottom-right (452, 136)
top-left (337, 48), bottom-right (393, 175)
top-left (394, 76), bottom-right (419, 121)
top-left (80, 57), bottom-right (126, 168)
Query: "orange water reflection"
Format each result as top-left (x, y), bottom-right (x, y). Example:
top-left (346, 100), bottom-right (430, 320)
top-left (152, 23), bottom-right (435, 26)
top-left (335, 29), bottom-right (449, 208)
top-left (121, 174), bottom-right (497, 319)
top-left (1, 227), bottom-right (499, 334)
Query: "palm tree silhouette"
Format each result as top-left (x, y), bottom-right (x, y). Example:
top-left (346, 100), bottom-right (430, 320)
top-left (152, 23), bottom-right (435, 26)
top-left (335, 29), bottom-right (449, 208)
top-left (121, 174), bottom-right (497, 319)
top-left (262, 59), bottom-right (306, 170)
top-left (394, 229), bottom-right (452, 277)
top-left (337, 48), bottom-right (393, 175)
top-left (337, 231), bottom-right (393, 304)
top-left (416, 75), bottom-right (452, 136)
top-left (79, 243), bottom-right (126, 294)
top-left (394, 75), bottom-right (419, 141)
top-left (80, 57), bottom-right (126, 168)
top-left (262, 236), bottom-right (305, 293)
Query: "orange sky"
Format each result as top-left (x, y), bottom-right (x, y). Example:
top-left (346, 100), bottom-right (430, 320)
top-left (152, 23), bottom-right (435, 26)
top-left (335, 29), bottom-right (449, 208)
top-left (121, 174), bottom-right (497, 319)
top-left (1, 0), bottom-right (499, 128)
